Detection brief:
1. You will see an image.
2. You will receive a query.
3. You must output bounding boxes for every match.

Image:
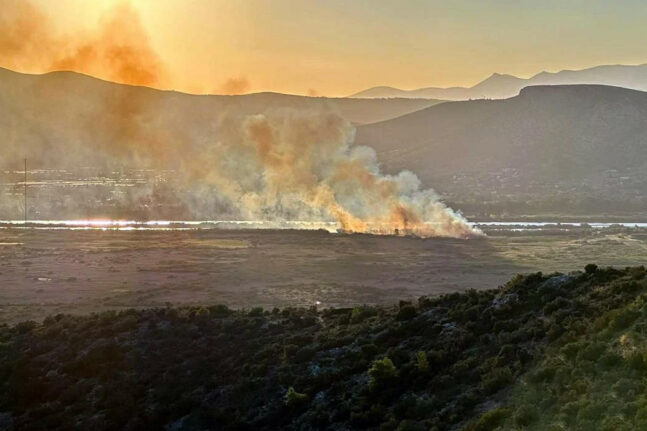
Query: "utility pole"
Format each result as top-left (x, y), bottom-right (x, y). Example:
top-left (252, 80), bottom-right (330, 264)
top-left (24, 158), bottom-right (27, 224)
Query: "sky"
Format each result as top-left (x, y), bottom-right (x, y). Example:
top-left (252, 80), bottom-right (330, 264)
top-left (3, 0), bottom-right (647, 96)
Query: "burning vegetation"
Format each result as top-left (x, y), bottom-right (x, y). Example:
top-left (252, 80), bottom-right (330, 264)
top-left (0, 1), bottom-right (479, 238)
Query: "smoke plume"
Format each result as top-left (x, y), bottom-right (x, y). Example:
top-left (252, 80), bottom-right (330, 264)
top-left (0, 1), bottom-right (479, 238)
top-left (169, 110), bottom-right (479, 238)
top-left (0, 0), bottom-right (165, 87)
top-left (219, 76), bottom-right (251, 95)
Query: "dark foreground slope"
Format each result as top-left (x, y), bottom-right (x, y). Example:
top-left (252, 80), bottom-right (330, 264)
top-left (1, 266), bottom-right (647, 430)
top-left (356, 85), bottom-right (647, 218)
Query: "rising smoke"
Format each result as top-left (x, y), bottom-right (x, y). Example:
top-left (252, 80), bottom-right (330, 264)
top-left (177, 110), bottom-right (479, 238)
top-left (0, 1), bottom-right (479, 238)
top-left (219, 76), bottom-right (251, 95)
top-left (0, 0), bottom-right (165, 87)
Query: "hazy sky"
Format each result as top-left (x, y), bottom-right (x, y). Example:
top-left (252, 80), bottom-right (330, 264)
top-left (9, 0), bottom-right (647, 95)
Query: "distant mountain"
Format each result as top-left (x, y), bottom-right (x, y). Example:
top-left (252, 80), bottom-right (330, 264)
top-left (356, 85), bottom-right (647, 217)
top-left (351, 63), bottom-right (647, 100)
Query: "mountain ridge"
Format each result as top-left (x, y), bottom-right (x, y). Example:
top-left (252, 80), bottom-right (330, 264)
top-left (351, 63), bottom-right (647, 100)
top-left (0, 66), bottom-right (444, 127)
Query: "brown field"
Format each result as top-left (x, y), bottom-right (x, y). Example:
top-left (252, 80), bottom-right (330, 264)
top-left (0, 227), bottom-right (646, 324)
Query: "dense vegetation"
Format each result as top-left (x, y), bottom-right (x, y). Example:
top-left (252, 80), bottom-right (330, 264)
top-left (1, 265), bottom-right (646, 430)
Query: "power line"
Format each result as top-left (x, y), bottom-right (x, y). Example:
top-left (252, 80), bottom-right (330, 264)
top-left (24, 158), bottom-right (27, 224)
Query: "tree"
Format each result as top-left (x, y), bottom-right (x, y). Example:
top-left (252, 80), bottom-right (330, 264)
top-left (585, 264), bottom-right (598, 274)
top-left (369, 357), bottom-right (397, 390)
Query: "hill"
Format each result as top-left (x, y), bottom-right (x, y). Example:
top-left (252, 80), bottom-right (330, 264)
top-left (3, 68), bottom-right (646, 220)
top-left (1, 265), bottom-right (646, 430)
top-left (356, 85), bottom-right (647, 218)
top-left (0, 67), bottom-right (444, 220)
top-left (351, 63), bottom-right (647, 100)
top-left (0, 68), bottom-right (443, 160)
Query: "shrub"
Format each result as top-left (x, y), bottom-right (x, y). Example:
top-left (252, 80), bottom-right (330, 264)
top-left (416, 351), bottom-right (428, 372)
top-left (396, 306), bottom-right (417, 321)
top-left (514, 404), bottom-right (538, 426)
top-left (544, 297), bottom-right (572, 315)
top-left (576, 341), bottom-right (606, 362)
top-left (195, 307), bottom-right (210, 318)
top-left (369, 357), bottom-right (398, 390)
top-left (585, 264), bottom-right (598, 274)
top-left (360, 343), bottom-right (379, 360)
top-left (351, 306), bottom-right (377, 324)
top-left (208, 304), bottom-right (232, 317)
top-left (609, 308), bottom-right (640, 330)
top-left (249, 307), bottom-right (264, 317)
top-left (481, 367), bottom-right (513, 394)
top-left (468, 408), bottom-right (510, 431)
top-left (395, 419), bottom-right (427, 431)
top-left (15, 320), bottom-right (37, 334)
top-left (284, 387), bottom-right (309, 408)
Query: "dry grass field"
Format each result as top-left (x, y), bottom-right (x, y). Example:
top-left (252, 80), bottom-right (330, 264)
top-left (1, 226), bottom-right (646, 324)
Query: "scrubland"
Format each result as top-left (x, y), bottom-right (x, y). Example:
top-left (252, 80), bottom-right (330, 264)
top-left (2, 265), bottom-right (647, 429)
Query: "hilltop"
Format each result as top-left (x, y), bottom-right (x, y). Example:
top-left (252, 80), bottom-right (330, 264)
top-left (0, 67), bottom-right (443, 166)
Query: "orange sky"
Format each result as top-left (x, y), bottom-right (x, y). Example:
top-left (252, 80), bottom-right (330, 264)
top-left (2, 0), bottom-right (647, 96)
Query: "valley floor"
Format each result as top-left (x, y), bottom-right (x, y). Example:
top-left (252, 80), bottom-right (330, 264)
top-left (0, 226), bottom-right (646, 324)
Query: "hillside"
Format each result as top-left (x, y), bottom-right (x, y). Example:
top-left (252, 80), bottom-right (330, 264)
top-left (351, 63), bottom-right (647, 100)
top-left (356, 85), bottom-right (647, 218)
top-left (1, 265), bottom-right (646, 430)
top-left (3, 68), bottom-right (646, 220)
top-left (0, 68), bottom-right (445, 219)
top-left (0, 67), bottom-right (443, 165)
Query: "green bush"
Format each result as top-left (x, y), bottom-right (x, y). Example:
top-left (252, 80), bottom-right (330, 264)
top-left (369, 357), bottom-right (398, 390)
top-left (609, 308), bottom-right (640, 330)
top-left (396, 305), bottom-right (417, 321)
top-left (208, 304), bottom-right (232, 317)
top-left (351, 306), bottom-right (377, 323)
top-left (514, 404), bottom-right (538, 426)
top-left (416, 351), bottom-right (428, 372)
top-left (468, 408), bottom-right (510, 431)
top-left (481, 367), bottom-right (513, 394)
top-left (285, 386), bottom-right (309, 408)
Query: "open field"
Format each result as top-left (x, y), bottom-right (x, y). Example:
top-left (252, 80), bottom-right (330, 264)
top-left (1, 226), bottom-right (646, 324)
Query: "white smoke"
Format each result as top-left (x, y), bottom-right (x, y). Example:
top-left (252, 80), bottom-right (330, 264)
top-left (171, 109), bottom-right (480, 238)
